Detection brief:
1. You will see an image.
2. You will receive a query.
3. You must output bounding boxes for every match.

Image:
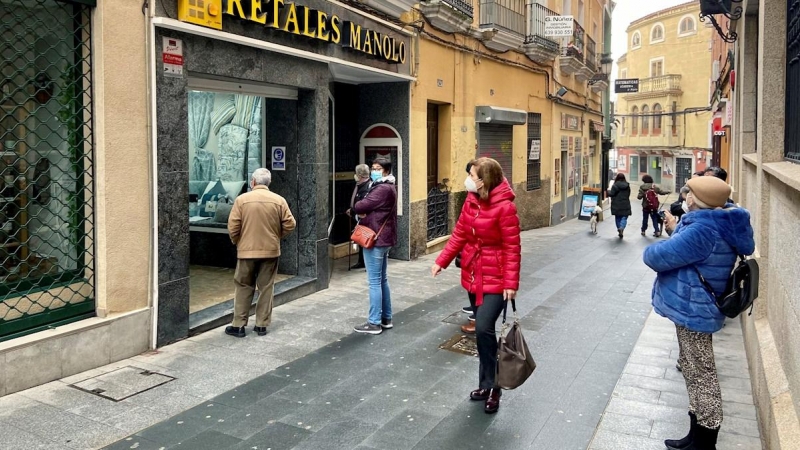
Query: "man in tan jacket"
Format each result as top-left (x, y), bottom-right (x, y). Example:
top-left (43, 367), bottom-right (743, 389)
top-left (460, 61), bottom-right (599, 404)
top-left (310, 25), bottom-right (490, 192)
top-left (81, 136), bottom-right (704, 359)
top-left (225, 168), bottom-right (296, 338)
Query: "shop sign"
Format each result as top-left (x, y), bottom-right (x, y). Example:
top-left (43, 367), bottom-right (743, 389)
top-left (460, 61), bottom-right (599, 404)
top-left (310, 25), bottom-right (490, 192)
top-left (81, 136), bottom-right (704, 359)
top-left (561, 113), bottom-right (580, 130)
top-left (177, 0), bottom-right (407, 64)
top-left (544, 16), bottom-right (574, 37)
top-left (528, 139), bottom-right (541, 160)
top-left (162, 37), bottom-right (184, 77)
top-left (724, 98), bottom-right (733, 126)
top-left (614, 78), bottom-right (639, 93)
top-left (272, 146), bottom-right (286, 171)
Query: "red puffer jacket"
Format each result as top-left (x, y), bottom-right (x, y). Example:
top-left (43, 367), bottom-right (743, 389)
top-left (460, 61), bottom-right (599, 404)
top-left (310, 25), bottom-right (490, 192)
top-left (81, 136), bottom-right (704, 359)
top-left (435, 179), bottom-right (521, 306)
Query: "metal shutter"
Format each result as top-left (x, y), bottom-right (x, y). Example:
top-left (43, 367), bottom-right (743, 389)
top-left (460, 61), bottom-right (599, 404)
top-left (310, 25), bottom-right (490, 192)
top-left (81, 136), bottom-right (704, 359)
top-left (477, 124), bottom-right (513, 180)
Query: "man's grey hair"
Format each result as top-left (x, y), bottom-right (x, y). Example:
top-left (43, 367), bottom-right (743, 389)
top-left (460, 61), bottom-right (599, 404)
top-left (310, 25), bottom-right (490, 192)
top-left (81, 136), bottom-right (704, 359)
top-left (355, 164), bottom-right (370, 178)
top-left (252, 168), bottom-right (272, 187)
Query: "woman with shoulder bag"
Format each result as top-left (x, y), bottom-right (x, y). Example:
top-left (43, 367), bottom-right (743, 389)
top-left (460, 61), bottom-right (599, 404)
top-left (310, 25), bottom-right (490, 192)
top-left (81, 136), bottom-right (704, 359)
top-left (431, 157), bottom-right (521, 414)
top-left (346, 164), bottom-right (372, 270)
top-left (351, 158), bottom-right (397, 335)
top-left (607, 173), bottom-right (632, 238)
top-left (643, 176), bottom-right (754, 450)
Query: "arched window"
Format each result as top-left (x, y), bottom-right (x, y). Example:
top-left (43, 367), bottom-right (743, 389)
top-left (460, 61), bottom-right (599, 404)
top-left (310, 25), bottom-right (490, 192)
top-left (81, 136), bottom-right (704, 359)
top-left (631, 106), bottom-right (639, 135)
top-left (653, 103), bottom-right (663, 134)
top-left (641, 105), bottom-right (650, 135)
top-left (632, 31), bottom-right (641, 48)
top-left (651, 24), bottom-right (664, 43)
top-left (679, 16), bottom-right (696, 35)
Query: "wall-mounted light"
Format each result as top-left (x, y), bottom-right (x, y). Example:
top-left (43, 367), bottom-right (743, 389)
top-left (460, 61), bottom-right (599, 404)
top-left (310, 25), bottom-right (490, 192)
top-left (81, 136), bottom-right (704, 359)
top-left (556, 87), bottom-right (568, 97)
top-left (699, 0), bottom-right (742, 43)
top-left (588, 54), bottom-right (614, 86)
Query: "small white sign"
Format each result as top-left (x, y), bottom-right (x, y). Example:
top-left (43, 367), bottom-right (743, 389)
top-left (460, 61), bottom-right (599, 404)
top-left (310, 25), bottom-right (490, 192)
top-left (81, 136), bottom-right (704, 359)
top-left (724, 98), bottom-right (733, 126)
top-left (162, 37), bottom-right (184, 78)
top-left (272, 146), bottom-right (286, 171)
top-left (529, 139), bottom-right (541, 160)
top-left (544, 15), bottom-right (574, 37)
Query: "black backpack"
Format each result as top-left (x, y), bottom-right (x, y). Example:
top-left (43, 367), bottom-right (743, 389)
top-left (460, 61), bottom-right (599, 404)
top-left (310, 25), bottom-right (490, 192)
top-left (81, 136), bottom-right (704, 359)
top-left (694, 252), bottom-right (760, 318)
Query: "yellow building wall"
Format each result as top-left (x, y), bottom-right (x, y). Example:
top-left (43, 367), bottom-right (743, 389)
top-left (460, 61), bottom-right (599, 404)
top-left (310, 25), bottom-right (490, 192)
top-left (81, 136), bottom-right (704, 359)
top-left (616, 3), bottom-right (714, 150)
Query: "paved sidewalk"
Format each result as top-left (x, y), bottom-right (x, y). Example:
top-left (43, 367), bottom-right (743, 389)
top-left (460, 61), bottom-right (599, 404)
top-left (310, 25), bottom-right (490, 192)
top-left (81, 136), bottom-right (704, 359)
top-left (0, 205), bottom-right (761, 450)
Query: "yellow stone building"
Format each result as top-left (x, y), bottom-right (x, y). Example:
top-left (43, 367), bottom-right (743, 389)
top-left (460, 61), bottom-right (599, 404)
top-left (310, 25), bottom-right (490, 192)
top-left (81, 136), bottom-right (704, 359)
top-left (614, 1), bottom-right (714, 192)
top-left (403, 0), bottom-right (612, 257)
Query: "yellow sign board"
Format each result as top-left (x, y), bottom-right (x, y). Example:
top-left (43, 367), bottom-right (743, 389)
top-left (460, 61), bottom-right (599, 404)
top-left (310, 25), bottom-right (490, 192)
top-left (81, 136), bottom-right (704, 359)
top-left (178, 0), bottom-right (223, 30)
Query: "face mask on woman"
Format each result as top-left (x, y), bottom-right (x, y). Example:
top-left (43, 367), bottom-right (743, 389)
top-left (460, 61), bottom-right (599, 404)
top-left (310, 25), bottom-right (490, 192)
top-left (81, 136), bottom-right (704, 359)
top-left (371, 171), bottom-right (382, 182)
top-left (681, 200), bottom-right (689, 213)
top-left (464, 176), bottom-right (478, 193)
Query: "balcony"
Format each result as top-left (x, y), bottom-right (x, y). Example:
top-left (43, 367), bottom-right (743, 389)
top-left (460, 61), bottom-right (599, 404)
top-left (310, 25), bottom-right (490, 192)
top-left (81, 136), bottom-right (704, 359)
top-left (559, 21), bottom-right (588, 79)
top-left (420, 0), bottom-right (474, 34)
top-left (623, 74), bottom-right (683, 100)
top-left (479, 0), bottom-right (525, 52)
top-left (523, 2), bottom-right (560, 63)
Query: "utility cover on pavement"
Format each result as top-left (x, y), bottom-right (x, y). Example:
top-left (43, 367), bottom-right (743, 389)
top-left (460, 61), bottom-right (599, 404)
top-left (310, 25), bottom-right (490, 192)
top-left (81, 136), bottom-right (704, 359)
top-left (439, 334), bottom-right (478, 357)
top-left (69, 366), bottom-right (175, 402)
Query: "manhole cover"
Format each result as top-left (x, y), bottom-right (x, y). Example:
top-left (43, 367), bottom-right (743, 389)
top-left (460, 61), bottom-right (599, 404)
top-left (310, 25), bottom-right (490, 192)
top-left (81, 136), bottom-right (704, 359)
top-left (439, 333), bottom-right (478, 357)
top-left (69, 366), bottom-right (175, 402)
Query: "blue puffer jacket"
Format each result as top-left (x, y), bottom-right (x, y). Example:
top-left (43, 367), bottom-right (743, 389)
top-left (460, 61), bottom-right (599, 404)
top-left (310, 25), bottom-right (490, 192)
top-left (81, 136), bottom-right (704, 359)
top-left (643, 205), bottom-right (755, 333)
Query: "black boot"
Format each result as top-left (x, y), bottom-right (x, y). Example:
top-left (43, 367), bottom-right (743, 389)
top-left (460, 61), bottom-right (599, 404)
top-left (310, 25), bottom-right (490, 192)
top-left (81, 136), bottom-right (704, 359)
top-left (665, 412), bottom-right (697, 449)
top-left (689, 424), bottom-right (719, 450)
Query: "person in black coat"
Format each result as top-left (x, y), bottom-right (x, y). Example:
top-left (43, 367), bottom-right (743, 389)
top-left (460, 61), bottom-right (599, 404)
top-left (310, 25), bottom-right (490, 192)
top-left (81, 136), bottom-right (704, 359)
top-left (346, 164), bottom-right (372, 270)
top-left (607, 173), bottom-right (632, 238)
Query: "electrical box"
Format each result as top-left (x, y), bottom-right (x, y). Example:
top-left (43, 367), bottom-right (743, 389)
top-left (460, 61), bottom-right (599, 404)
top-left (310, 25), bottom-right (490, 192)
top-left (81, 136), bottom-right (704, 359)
top-left (177, 0), bottom-right (223, 30)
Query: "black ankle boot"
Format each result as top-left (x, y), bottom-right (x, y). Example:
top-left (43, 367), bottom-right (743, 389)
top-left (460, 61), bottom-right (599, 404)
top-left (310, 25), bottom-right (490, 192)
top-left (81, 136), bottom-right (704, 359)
top-left (665, 412), bottom-right (697, 449)
top-left (687, 424), bottom-right (719, 450)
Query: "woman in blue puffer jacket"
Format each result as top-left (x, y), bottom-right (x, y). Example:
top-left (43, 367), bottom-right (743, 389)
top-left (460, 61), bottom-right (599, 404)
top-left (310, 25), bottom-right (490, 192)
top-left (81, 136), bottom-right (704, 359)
top-left (643, 176), bottom-right (754, 450)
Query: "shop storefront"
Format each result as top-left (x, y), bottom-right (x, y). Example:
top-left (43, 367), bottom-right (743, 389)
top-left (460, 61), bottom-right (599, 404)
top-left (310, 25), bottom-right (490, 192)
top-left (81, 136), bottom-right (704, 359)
top-left (153, 0), bottom-right (412, 345)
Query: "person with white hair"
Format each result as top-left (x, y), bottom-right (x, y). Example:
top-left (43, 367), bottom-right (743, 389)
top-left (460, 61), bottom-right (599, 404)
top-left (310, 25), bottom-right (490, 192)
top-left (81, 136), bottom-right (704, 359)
top-left (226, 168), bottom-right (296, 338)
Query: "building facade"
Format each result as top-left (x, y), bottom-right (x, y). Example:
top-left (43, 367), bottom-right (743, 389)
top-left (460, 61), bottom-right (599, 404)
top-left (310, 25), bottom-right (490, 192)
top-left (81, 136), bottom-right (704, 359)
top-left (614, 1), bottom-right (714, 193)
top-left (721, 0), bottom-right (800, 447)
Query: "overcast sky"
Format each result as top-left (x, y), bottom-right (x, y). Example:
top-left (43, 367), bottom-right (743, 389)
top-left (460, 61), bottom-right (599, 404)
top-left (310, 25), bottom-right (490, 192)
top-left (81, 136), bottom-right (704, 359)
top-left (610, 0), bottom-right (689, 83)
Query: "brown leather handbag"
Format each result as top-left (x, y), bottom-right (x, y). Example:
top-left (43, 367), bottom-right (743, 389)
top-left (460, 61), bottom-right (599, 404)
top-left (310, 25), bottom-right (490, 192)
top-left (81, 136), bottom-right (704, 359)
top-left (496, 299), bottom-right (536, 390)
top-left (351, 218), bottom-right (388, 249)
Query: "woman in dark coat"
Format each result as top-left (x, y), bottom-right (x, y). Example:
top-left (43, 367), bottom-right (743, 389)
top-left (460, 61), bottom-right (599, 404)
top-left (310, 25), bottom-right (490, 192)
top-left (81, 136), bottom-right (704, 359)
top-left (607, 173), bottom-right (632, 238)
top-left (346, 164), bottom-right (372, 270)
top-left (351, 158), bottom-right (397, 336)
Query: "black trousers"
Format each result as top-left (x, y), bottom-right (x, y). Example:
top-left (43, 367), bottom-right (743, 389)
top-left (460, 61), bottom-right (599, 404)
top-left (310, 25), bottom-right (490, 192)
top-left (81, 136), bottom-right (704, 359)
top-left (468, 292), bottom-right (507, 389)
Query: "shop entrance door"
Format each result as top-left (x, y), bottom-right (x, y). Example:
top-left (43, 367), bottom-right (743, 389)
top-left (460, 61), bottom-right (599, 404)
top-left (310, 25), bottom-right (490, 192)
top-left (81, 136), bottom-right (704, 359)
top-left (648, 156), bottom-right (662, 184)
top-left (675, 157), bottom-right (692, 190)
top-left (561, 151), bottom-right (568, 217)
top-left (630, 155), bottom-right (639, 181)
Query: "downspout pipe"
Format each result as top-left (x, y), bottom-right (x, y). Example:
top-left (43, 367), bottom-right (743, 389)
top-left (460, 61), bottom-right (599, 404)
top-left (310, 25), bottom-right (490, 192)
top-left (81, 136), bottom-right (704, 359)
top-left (143, 0), bottom-right (159, 350)
top-left (601, 3), bottom-right (613, 195)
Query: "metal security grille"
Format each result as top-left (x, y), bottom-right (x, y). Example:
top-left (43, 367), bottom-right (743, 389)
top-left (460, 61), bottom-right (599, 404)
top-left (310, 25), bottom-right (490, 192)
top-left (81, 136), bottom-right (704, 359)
top-left (426, 185), bottom-right (449, 241)
top-left (477, 124), bottom-right (513, 181)
top-left (786, 0), bottom-right (800, 162)
top-left (0, 0), bottom-right (96, 341)
top-left (526, 113), bottom-right (541, 190)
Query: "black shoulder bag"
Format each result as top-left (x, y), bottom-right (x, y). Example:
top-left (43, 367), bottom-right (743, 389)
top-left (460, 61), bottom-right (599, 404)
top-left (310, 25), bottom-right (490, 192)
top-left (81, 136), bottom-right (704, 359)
top-left (693, 250), bottom-right (760, 319)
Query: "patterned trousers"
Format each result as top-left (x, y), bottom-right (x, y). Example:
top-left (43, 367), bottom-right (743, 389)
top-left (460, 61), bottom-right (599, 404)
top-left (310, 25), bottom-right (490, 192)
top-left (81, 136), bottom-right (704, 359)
top-left (676, 325), bottom-right (723, 429)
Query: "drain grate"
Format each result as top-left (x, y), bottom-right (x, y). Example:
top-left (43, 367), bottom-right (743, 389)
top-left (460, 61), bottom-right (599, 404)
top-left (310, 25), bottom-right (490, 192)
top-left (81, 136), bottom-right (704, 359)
top-left (69, 366), bottom-right (175, 402)
top-left (439, 333), bottom-right (478, 357)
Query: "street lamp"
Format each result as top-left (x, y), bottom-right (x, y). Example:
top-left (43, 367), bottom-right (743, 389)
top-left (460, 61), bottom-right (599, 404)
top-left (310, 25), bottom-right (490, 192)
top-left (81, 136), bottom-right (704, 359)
top-left (699, 0), bottom-right (742, 43)
top-left (588, 54), bottom-right (613, 86)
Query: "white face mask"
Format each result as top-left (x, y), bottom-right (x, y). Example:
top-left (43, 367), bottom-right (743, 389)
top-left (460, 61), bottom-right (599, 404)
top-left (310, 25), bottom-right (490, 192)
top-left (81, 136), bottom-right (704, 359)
top-left (464, 176), bottom-right (479, 193)
top-left (681, 200), bottom-right (689, 213)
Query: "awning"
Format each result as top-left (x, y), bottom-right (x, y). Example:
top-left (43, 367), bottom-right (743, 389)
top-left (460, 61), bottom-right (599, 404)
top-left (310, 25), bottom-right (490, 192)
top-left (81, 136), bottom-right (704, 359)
top-left (591, 121), bottom-right (604, 132)
top-left (475, 106), bottom-right (527, 125)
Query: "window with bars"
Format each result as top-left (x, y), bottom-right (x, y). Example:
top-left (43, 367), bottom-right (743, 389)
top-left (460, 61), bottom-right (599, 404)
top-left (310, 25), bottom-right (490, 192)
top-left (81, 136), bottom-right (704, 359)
top-left (554, 158), bottom-right (561, 196)
top-left (526, 112), bottom-right (542, 191)
top-left (785, 0), bottom-right (800, 162)
top-left (0, 0), bottom-right (96, 341)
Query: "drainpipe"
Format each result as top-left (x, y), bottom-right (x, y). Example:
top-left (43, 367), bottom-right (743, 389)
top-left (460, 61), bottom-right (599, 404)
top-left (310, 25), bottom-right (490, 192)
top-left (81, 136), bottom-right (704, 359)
top-left (144, 0), bottom-right (159, 350)
top-left (601, 3), bottom-right (613, 195)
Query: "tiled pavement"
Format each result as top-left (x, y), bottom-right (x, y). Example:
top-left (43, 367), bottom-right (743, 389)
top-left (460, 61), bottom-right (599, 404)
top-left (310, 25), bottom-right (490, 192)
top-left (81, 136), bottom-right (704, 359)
top-left (0, 204), bottom-right (762, 450)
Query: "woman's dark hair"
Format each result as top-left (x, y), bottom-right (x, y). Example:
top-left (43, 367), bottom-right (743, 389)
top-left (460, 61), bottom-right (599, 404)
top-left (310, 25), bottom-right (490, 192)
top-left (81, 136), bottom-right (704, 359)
top-left (704, 166), bottom-right (728, 182)
top-left (373, 157), bottom-right (392, 174)
top-left (614, 173), bottom-right (627, 182)
top-left (470, 157), bottom-right (504, 201)
top-left (642, 174), bottom-right (654, 183)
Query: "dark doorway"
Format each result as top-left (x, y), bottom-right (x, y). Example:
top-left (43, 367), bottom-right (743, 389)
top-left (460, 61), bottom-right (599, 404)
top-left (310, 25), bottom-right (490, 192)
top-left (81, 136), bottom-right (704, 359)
top-left (675, 157), bottom-right (692, 190)
top-left (630, 155), bottom-right (639, 181)
top-left (427, 104), bottom-right (439, 191)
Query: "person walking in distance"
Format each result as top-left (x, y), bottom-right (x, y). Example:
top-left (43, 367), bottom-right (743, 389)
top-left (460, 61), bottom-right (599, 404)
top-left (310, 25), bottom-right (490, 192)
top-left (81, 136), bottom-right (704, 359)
top-left (644, 176), bottom-right (755, 450)
top-left (351, 158), bottom-right (398, 335)
top-left (226, 168), bottom-right (296, 338)
top-left (607, 173), bottom-right (632, 238)
top-left (346, 164), bottom-right (372, 270)
top-left (431, 157), bottom-right (521, 415)
top-left (637, 174), bottom-right (669, 237)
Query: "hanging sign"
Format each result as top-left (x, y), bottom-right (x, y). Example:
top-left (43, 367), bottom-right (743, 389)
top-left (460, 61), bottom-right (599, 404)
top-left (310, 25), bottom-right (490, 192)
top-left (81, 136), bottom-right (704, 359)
top-left (528, 139), bottom-right (541, 160)
top-left (614, 79), bottom-right (639, 93)
top-left (272, 146), bottom-right (286, 171)
top-left (162, 37), bottom-right (184, 78)
top-left (544, 16), bottom-right (574, 37)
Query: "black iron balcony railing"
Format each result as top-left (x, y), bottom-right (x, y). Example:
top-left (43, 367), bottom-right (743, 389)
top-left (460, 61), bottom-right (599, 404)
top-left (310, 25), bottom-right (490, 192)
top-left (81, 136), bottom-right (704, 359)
top-left (442, 0), bottom-right (474, 18)
top-left (585, 36), bottom-right (597, 72)
top-left (560, 20), bottom-right (585, 56)
top-left (480, 0), bottom-right (526, 35)
top-left (524, 2), bottom-right (559, 52)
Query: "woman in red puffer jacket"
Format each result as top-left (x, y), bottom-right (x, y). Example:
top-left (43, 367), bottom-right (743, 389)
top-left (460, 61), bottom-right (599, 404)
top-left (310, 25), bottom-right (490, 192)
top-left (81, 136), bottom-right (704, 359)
top-left (431, 157), bottom-right (521, 415)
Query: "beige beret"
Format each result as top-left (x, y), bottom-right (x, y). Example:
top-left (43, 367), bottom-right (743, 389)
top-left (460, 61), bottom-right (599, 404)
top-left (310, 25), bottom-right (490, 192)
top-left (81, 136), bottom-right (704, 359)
top-left (687, 176), bottom-right (731, 208)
